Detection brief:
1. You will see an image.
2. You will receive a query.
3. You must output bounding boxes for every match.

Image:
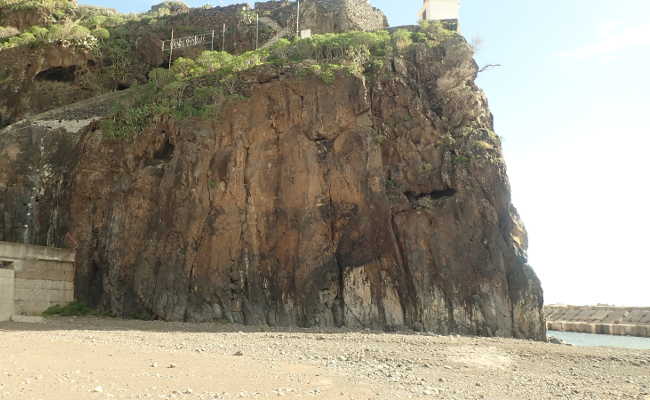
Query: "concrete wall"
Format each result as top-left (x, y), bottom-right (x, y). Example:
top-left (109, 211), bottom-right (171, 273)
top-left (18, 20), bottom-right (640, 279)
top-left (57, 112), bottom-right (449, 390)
top-left (0, 241), bottom-right (75, 264)
top-left (419, 0), bottom-right (459, 21)
top-left (545, 305), bottom-right (650, 338)
top-left (547, 321), bottom-right (650, 338)
top-left (0, 268), bottom-right (14, 321)
top-left (0, 241), bottom-right (75, 317)
top-left (14, 262), bottom-right (74, 315)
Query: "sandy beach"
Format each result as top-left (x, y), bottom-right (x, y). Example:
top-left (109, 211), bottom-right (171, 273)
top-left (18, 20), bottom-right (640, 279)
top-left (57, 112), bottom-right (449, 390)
top-left (1, 317), bottom-right (648, 400)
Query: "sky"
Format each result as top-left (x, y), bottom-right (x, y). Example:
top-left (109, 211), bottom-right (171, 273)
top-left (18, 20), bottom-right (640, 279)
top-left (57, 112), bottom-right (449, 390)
top-left (82, 0), bottom-right (650, 307)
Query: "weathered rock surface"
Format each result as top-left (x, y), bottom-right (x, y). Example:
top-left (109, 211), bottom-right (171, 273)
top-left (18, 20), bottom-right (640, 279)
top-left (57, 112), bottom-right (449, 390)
top-left (0, 37), bottom-right (545, 339)
top-left (0, 0), bottom-right (388, 128)
top-left (0, 45), bottom-right (95, 127)
top-left (298, 0), bottom-right (388, 34)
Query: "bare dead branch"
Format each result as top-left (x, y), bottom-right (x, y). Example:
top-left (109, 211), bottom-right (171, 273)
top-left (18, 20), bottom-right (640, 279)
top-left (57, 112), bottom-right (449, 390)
top-left (478, 64), bottom-right (502, 73)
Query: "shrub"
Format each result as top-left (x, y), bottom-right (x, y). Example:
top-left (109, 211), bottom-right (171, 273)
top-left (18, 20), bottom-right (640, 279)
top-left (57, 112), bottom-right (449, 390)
top-left (85, 15), bottom-right (108, 29)
top-left (392, 29), bottom-right (413, 50)
top-left (171, 57), bottom-right (200, 80)
top-left (474, 140), bottom-right (494, 151)
top-left (148, 67), bottom-right (175, 88)
top-left (43, 301), bottom-right (96, 316)
top-left (268, 38), bottom-right (291, 61)
top-left (92, 27), bottom-right (110, 40)
top-left (102, 37), bottom-right (133, 83)
top-left (149, 1), bottom-right (189, 15)
top-left (195, 51), bottom-right (234, 74)
top-left (104, 15), bottom-right (127, 26)
top-left (418, 20), bottom-right (457, 43)
top-left (0, 31), bottom-right (37, 48)
top-left (100, 96), bottom-right (158, 139)
top-left (0, 0), bottom-right (74, 12)
top-left (0, 26), bottom-right (19, 39)
top-left (78, 5), bottom-right (117, 18)
top-left (29, 25), bottom-right (49, 40)
top-left (279, 31), bottom-right (390, 64)
top-left (47, 22), bottom-right (91, 41)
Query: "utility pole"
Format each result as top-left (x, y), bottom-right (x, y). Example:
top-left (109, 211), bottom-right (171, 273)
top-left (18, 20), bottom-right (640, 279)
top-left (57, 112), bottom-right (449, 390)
top-left (222, 23), bottom-right (226, 52)
top-left (296, 0), bottom-right (300, 37)
top-left (211, 29), bottom-right (215, 51)
top-left (168, 28), bottom-right (174, 69)
top-left (255, 13), bottom-right (259, 50)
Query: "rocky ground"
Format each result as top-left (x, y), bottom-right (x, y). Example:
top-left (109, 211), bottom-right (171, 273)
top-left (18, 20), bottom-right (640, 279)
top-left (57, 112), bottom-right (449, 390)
top-left (0, 317), bottom-right (649, 400)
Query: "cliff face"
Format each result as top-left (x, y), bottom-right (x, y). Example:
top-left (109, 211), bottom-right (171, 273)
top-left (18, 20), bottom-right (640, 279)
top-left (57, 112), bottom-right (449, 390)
top-left (0, 31), bottom-right (545, 339)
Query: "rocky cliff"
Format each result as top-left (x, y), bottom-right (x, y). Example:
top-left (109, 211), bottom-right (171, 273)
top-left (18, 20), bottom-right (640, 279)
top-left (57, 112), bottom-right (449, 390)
top-left (0, 0), bottom-right (387, 128)
top-left (0, 5), bottom-right (545, 339)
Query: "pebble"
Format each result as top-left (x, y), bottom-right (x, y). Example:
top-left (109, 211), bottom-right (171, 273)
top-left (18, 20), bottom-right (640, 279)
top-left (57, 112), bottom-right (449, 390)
top-left (3, 318), bottom-right (649, 400)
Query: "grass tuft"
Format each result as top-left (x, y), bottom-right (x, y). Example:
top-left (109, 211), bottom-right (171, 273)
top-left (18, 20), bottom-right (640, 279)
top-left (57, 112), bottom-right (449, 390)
top-left (42, 301), bottom-right (108, 317)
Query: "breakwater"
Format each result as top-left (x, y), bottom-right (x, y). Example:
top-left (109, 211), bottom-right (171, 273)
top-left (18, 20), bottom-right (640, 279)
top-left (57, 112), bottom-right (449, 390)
top-left (545, 305), bottom-right (650, 338)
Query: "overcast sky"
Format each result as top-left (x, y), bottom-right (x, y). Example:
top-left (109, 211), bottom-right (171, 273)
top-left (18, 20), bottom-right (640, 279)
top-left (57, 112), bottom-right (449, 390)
top-left (83, 0), bottom-right (650, 307)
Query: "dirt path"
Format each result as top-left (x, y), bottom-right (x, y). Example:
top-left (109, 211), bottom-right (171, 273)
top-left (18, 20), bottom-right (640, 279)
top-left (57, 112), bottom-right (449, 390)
top-left (1, 317), bottom-right (649, 400)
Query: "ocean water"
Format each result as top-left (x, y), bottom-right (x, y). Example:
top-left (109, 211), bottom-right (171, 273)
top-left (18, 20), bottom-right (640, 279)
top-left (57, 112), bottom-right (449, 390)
top-left (548, 330), bottom-right (650, 350)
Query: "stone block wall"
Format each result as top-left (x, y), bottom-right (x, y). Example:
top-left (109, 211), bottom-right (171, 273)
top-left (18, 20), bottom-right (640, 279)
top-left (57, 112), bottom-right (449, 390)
top-left (14, 261), bottom-right (74, 315)
top-left (300, 0), bottom-right (388, 35)
top-left (0, 268), bottom-right (14, 321)
top-left (0, 241), bottom-right (75, 317)
top-left (254, 1), bottom-right (290, 15)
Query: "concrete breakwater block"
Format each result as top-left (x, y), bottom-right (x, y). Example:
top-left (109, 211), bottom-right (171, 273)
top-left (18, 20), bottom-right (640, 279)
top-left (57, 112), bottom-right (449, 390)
top-left (547, 320), bottom-right (650, 338)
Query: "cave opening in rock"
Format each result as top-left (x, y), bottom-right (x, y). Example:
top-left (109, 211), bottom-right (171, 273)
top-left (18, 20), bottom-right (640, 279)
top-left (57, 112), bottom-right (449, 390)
top-left (35, 66), bottom-right (77, 82)
top-left (153, 139), bottom-right (174, 161)
top-left (404, 188), bottom-right (457, 202)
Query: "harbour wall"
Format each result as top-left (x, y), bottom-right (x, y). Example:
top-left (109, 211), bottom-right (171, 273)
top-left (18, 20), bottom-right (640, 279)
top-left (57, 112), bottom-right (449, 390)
top-left (545, 305), bottom-right (650, 338)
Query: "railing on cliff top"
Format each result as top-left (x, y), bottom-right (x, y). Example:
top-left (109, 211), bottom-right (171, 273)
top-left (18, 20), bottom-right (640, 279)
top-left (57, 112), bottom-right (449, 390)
top-left (161, 30), bottom-right (216, 53)
top-left (160, 0), bottom-right (303, 68)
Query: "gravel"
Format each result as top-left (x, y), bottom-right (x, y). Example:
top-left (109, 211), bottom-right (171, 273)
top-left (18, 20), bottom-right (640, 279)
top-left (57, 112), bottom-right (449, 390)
top-left (0, 317), bottom-right (648, 400)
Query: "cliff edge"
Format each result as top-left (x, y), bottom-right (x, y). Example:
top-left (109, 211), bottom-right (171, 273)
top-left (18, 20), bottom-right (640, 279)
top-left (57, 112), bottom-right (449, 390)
top-left (0, 3), bottom-right (545, 339)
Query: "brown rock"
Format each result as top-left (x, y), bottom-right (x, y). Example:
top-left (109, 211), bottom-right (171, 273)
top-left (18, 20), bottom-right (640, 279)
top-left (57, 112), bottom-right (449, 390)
top-left (0, 38), bottom-right (545, 339)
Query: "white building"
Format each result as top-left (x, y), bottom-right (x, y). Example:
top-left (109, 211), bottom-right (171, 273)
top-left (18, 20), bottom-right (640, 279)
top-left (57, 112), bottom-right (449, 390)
top-left (418, 0), bottom-right (460, 31)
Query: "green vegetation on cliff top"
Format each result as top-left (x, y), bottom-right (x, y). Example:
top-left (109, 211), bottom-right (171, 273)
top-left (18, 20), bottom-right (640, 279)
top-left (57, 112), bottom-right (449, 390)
top-left (0, 0), bottom-right (461, 138)
top-left (101, 22), bottom-right (459, 139)
top-left (0, 0), bottom-right (188, 51)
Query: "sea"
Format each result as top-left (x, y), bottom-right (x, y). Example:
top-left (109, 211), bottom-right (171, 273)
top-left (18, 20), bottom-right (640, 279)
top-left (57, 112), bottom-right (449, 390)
top-left (548, 330), bottom-right (650, 350)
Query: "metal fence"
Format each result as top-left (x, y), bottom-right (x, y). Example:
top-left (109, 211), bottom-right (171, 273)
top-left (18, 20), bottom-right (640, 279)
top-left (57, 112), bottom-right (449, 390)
top-left (160, 0), bottom-right (302, 68)
top-left (161, 31), bottom-right (216, 53)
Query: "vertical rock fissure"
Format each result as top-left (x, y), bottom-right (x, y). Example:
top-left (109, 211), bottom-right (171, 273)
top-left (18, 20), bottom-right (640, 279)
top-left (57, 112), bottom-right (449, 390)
top-left (325, 151), bottom-right (345, 327)
top-left (270, 120), bottom-right (282, 325)
top-left (389, 212), bottom-right (421, 328)
top-left (235, 144), bottom-right (252, 323)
